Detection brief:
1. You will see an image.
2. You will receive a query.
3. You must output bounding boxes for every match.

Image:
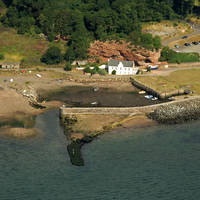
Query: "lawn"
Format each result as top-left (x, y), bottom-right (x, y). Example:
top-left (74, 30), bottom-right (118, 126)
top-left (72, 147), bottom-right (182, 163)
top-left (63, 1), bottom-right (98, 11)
top-left (135, 69), bottom-right (200, 94)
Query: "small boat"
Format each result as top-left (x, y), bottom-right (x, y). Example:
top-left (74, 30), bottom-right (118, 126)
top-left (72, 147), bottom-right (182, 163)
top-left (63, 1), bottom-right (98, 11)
top-left (91, 102), bottom-right (98, 105)
top-left (149, 65), bottom-right (158, 70)
top-left (139, 90), bottom-right (146, 94)
top-left (152, 97), bottom-right (158, 101)
top-left (93, 87), bottom-right (99, 92)
top-left (144, 95), bottom-right (153, 99)
top-left (36, 74), bottom-right (41, 78)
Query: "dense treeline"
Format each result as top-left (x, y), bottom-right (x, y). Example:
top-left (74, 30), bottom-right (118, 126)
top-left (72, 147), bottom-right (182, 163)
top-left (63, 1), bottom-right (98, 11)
top-left (1, 0), bottom-right (199, 63)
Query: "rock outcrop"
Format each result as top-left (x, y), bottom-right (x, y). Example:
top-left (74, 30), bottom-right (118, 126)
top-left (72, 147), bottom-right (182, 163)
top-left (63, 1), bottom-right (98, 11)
top-left (89, 40), bottom-right (161, 66)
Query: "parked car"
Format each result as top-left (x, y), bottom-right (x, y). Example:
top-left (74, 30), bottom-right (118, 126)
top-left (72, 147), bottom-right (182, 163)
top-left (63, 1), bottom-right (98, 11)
top-left (182, 35), bottom-right (188, 39)
top-left (184, 43), bottom-right (191, 46)
top-left (174, 45), bottom-right (179, 48)
top-left (192, 41), bottom-right (199, 45)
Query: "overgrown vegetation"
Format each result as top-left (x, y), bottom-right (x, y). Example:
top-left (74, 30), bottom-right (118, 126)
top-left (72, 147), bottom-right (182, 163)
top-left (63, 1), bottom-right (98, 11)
top-left (64, 62), bottom-right (73, 71)
top-left (159, 47), bottom-right (199, 63)
top-left (83, 64), bottom-right (107, 75)
top-left (0, 0), bottom-right (199, 63)
top-left (3, 0), bottom-right (197, 62)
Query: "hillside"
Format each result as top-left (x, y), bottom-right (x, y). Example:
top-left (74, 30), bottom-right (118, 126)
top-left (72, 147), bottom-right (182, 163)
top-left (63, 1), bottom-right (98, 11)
top-left (142, 21), bottom-right (193, 40)
top-left (0, 26), bottom-right (66, 66)
top-left (1, 0), bottom-right (199, 63)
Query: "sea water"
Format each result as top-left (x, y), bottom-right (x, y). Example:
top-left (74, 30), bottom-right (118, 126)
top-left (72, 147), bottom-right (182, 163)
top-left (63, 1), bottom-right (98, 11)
top-left (0, 109), bottom-right (200, 200)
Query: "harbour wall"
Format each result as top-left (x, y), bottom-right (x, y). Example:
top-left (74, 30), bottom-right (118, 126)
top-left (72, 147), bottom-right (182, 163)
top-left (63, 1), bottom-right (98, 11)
top-left (60, 96), bottom-right (200, 117)
top-left (130, 77), bottom-right (188, 99)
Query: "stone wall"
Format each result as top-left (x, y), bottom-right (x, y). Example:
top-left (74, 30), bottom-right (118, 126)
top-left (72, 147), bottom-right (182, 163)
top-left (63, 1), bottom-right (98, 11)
top-left (130, 77), bottom-right (188, 99)
top-left (60, 96), bottom-right (200, 117)
top-left (65, 74), bottom-right (131, 83)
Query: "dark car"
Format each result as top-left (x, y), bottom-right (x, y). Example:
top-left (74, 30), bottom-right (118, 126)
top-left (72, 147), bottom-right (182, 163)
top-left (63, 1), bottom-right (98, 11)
top-left (182, 35), bottom-right (188, 39)
top-left (192, 41), bottom-right (199, 45)
top-left (184, 43), bottom-right (191, 46)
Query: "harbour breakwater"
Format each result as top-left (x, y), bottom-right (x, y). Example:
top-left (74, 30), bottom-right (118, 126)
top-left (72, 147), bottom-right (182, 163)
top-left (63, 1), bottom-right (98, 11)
top-left (148, 98), bottom-right (200, 124)
top-left (59, 97), bottom-right (198, 117)
top-left (60, 96), bottom-right (200, 124)
top-left (60, 96), bottom-right (200, 166)
top-left (130, 77), bottom-right (190, 99)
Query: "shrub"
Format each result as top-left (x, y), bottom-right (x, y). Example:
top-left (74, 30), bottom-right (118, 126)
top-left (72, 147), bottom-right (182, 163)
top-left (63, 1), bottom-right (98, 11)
top-left (0, 54), bottom-right (4, 60)
top-left (112, 70), bottom-right (116, 75)
top-left (146, 67), bottom-right (151, 72)
top-left (90, 68), bottom-right (97, 75)
top-left (64, 63), bottom-right (72, 71)
top-left (159, 47), bottom-right (199, 63)
top-left (98, 69), bottom-right (107, 75)
top-left (83, 66), bottom-right (91, 73)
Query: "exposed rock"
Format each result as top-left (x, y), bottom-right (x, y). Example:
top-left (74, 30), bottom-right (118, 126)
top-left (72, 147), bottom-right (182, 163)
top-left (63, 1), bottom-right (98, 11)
top-left (89, 40), bottom-right (161, 66)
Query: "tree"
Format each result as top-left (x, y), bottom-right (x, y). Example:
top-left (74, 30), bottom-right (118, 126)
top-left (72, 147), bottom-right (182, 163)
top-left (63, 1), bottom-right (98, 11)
top-left (64, 31), bottom-right (90, 62)
top-left (41, 46), bottom-right (63, 64)
top-left (153, 36), bottom-right (162, 50)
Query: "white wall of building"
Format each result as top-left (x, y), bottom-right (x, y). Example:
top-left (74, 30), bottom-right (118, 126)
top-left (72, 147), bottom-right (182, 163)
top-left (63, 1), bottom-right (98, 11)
top-left (108, 62), bottom-right (138, 75)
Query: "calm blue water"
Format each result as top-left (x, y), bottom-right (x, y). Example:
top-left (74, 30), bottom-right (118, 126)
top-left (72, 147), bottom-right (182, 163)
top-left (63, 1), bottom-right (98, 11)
top-left (0, 109), bottom-right (200, 200)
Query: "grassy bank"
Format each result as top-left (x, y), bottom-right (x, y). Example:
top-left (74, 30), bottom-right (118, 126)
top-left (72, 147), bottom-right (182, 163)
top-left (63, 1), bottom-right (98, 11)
top-left (0, 25), bottom-right (66, 66)
top-left (135, 69), bottom-right (200, 94)
top-left (159, 47), bottom-right (199, 63)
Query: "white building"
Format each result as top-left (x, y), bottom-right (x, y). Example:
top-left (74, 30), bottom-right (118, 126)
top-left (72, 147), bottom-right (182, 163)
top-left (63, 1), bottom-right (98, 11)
top-left (108, 60), bottom-right (138, 75)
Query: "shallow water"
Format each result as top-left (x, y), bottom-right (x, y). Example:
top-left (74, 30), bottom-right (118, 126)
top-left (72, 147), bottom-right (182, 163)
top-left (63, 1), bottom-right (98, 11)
top-left (0, 109), bottom-right (200, 200)
top-left (38, 86), bottom-right (165, 107)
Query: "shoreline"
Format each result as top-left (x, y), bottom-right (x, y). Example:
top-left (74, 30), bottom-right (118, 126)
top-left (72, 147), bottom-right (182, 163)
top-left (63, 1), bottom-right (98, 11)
top-left (64, 113), bottom-right (158, 166)
top-left (1, 68), bottom-right (200, 140)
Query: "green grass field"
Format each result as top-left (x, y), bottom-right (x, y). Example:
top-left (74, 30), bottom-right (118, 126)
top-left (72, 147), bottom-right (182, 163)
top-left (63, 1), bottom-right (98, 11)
top-left (135, 69), bottom-right (200, 94)
top-left (0, 25), bottom-right (66, 67)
